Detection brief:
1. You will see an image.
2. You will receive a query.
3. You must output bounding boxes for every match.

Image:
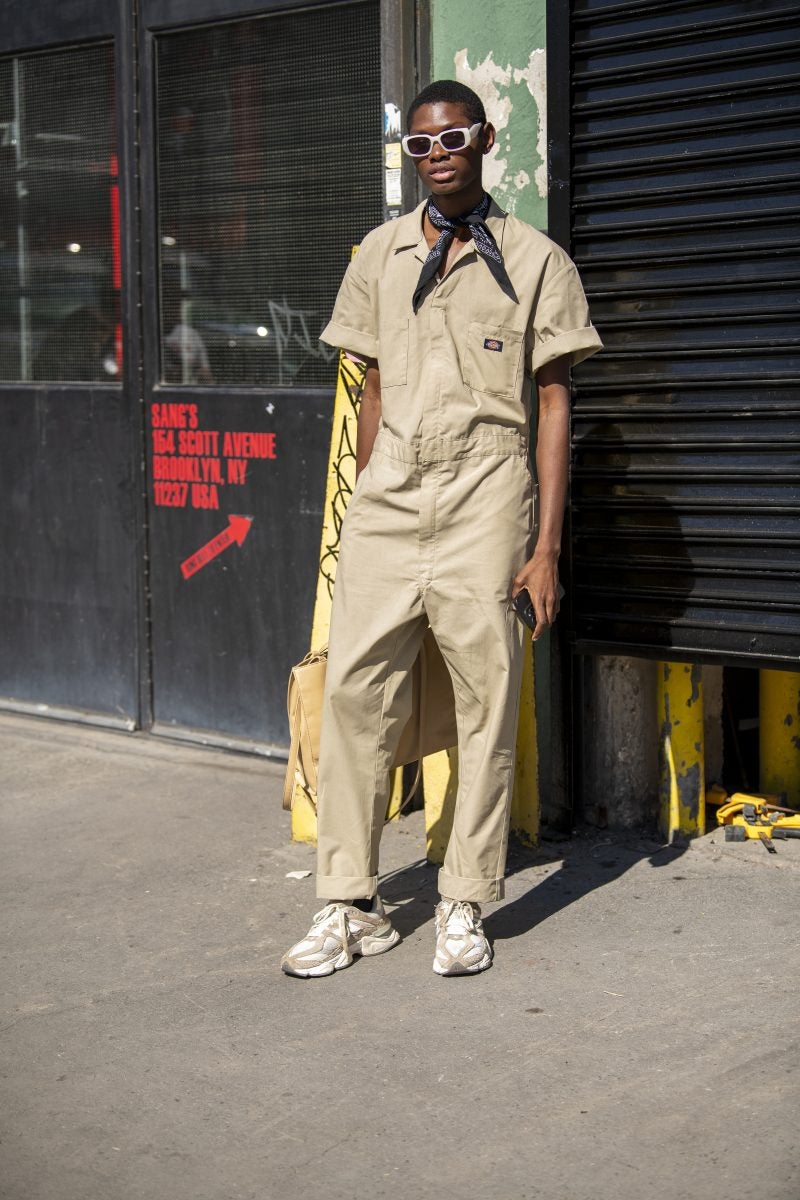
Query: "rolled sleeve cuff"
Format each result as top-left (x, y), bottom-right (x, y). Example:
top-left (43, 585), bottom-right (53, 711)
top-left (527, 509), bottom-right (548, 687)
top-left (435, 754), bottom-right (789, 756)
top-left (319, 320), bottom-right (378, 360)
top-left (531, 326), bottom-right (603, 375)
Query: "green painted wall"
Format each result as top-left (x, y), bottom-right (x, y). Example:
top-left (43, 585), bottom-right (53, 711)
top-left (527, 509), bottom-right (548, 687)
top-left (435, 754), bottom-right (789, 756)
top-left (430, 0), bottom-right (548, 229)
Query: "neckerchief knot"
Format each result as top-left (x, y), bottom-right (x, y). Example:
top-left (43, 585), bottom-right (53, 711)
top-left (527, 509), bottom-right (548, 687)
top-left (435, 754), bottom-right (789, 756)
top-left (412, 193), bottom-right (517, 314)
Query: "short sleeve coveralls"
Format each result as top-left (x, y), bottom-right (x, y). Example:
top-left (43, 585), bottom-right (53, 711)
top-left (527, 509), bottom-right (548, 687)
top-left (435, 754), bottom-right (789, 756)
top-left (316, 197), bottom-right (602, 905)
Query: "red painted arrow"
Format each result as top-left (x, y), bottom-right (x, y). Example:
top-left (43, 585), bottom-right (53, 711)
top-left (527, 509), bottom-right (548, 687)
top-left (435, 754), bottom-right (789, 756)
top-left (180, 514), bottom-right (253, 580)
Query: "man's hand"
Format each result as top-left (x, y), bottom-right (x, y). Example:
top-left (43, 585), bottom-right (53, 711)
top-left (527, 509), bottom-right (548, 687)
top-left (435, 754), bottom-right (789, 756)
top-left (513, 549), bottom-right (561, 641)
top-left (514, 355), bottom-right (570, 639)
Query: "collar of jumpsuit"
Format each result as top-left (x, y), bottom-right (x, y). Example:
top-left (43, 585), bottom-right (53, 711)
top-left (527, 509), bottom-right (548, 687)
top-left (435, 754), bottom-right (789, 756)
top-left (319, 196), bottom-right (603, 446)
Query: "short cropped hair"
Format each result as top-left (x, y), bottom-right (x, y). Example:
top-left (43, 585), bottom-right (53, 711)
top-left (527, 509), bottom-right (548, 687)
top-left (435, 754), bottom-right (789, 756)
top-left (406, 80), bottom-right (486, 130)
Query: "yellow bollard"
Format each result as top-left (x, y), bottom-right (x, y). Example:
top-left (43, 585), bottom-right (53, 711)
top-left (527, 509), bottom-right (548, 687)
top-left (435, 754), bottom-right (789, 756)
top-left (512, 633), bottom-right (539, 844)
top-left (657, 661), bottom-right (705, 840)
top-left (759, 669), bottom-right (800, 809)
top-left (385, 767), bottom-right (407, 823)
top-left (423, 748), bottom-right (459, 864)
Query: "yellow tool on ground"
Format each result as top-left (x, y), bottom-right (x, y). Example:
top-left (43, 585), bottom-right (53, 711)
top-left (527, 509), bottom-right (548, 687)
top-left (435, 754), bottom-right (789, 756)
top-left (716, 792), bottom-right (800, 853)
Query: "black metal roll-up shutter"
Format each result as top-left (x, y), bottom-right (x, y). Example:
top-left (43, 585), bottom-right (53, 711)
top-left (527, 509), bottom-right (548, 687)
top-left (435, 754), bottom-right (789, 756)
top-left (567, 0), bottom-right (800, 666)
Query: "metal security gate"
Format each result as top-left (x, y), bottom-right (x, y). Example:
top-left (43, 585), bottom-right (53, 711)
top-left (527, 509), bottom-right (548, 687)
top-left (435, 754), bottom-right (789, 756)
top-left (141, 0), bottom-right (383, 749)
top-left (0, 3), bottom-right (142, 726)
top-left (561, 0), bottom-right (800, 666)
top-left (0, 0), bottom-right (416, 751)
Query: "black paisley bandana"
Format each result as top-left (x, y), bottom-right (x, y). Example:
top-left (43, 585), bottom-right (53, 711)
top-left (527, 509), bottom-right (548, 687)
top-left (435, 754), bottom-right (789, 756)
top-left (412, 192), bottom-right (517, 314)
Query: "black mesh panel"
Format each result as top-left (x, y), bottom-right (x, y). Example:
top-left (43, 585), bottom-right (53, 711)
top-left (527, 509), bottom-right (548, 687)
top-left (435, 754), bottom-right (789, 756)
top-left (155, 2), bottom-right (382, 388)
top-left (0, 45), bottom-right (118, 383)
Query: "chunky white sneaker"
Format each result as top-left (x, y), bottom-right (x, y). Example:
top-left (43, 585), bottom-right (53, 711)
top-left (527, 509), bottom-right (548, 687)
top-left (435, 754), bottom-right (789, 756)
top-left (433, 898), bottom-right (493, 976)
top-left (281, 896), bottom-right (400, 978)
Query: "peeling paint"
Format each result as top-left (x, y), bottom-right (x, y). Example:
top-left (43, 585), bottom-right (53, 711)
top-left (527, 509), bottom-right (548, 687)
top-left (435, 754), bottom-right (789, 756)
top-left (516, 49), bottom-right (548, 199)
top-left (658, 661), bottom-right (705, 841)
top-left (452, 47), bottom-right (547, 216)
top-left (679, 762), bottom-right (702, 823)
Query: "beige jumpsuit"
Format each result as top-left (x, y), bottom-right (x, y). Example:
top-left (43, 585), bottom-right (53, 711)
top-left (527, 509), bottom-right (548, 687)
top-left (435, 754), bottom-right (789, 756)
top-left (316, 198), bottom-right (602, 905)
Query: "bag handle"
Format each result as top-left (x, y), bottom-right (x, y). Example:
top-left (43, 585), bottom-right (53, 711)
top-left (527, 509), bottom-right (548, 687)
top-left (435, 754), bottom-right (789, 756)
top-left (282, 685), bottom-right (303, 811)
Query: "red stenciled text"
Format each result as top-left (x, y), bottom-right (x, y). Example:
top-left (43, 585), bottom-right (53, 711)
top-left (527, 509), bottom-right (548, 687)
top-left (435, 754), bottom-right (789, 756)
top-left (149, 403), bottom-right (276, 510)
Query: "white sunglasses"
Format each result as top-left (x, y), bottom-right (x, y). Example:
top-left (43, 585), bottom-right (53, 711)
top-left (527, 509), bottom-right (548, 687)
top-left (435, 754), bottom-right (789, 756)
top-left (401, 122), bottom-right (483, 158)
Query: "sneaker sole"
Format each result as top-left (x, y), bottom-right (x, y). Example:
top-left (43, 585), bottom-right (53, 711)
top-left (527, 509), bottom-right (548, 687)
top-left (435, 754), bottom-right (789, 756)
top-left (433, 951), bottom-right (493, 976)
top-left (282, 927), bottom-right (401, 979)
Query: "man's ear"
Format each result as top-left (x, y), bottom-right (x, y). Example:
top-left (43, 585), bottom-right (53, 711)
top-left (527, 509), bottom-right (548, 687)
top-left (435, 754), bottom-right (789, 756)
top-left (481, 122), bottom-right (496, 154)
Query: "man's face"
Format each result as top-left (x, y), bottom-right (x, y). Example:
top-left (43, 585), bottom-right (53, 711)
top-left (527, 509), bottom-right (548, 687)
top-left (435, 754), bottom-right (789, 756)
top-left (407, 101), bottom-right (494, 198)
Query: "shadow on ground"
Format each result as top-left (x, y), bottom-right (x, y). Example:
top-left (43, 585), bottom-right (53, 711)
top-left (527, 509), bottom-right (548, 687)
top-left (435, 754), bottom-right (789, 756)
top-left (378, 828), bottom-right (690, 945)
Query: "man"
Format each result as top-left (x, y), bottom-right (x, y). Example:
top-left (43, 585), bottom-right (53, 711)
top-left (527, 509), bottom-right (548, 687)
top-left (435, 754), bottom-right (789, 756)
top-left (282, 80), bottom-right (602, 978)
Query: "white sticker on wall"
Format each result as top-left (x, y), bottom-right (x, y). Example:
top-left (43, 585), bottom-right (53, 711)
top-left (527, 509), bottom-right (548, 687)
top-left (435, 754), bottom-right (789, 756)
top-left (384, 142), bottom-right (402, 170)
top-left (385, 168), bottom-right (402, 206)
top-left (384, 102), bottom-right (401, 137)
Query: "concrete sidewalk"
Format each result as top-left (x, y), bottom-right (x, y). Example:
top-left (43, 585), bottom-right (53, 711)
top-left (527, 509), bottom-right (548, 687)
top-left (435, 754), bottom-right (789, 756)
top-left (1, 712), bottom-right (798, 1200)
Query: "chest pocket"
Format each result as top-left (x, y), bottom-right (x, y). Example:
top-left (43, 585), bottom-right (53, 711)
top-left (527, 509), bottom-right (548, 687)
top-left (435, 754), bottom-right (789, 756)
top-left (378, 319), bottom-right (409, 388)
top-left (462, 322), bottom-right (523, 398)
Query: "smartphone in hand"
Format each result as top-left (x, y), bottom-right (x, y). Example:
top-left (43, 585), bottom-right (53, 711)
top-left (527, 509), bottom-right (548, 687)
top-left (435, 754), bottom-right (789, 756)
top-left (512, 588), bottom-right (537, 631)
top-left (512, 584), bottom-right (566, 631)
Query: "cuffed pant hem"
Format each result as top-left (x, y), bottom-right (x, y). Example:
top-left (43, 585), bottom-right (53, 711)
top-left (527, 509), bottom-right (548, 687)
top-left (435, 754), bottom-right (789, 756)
top-left (316, 874), bottom-right (379, 901)
top-left (438, 869), bottom-right (505, 904)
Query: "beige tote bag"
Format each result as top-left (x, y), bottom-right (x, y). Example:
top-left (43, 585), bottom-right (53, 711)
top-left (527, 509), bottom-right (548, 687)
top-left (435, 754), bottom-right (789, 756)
top-left (283, 628), bottom-right (457, 814)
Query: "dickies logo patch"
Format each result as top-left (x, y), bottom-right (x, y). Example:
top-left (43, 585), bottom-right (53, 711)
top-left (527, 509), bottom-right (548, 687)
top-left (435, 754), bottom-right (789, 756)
top-left (483, 337), bottom-right (504, 352)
